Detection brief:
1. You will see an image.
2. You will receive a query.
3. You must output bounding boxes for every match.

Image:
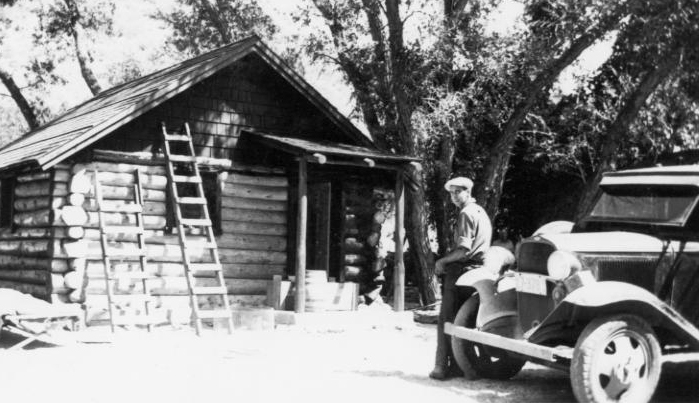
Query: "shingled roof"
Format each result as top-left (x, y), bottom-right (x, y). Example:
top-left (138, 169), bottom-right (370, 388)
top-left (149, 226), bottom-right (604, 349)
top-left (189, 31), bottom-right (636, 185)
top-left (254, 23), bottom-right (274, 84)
top-left (0, 36), bottom-right (372, 171)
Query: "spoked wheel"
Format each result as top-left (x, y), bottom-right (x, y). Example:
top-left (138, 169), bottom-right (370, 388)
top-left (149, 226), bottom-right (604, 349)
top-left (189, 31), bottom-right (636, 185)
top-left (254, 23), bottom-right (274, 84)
top-left (571, 315), bottom-right (661, 403)
top-left (450, 295), bottom-right (526, 380)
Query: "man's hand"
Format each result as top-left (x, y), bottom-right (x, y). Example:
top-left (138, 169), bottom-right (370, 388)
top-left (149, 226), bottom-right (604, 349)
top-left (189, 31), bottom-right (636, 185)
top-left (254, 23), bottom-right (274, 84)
top-left (435, 258), bottom-right (446, 276)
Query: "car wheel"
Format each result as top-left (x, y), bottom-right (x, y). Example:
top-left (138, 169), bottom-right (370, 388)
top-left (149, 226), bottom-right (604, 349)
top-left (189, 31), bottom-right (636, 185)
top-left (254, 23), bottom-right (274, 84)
top-left (571, 314), bottom-right (661, 403)
top-left (450, 295), bottom-right (526, 380)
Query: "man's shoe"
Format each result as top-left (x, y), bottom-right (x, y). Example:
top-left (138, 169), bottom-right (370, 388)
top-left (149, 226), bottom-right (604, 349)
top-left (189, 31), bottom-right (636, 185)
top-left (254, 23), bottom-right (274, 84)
top-left (448, 364), bottom-right (464, 378)
top-left (429, 365), bottom-right (449, 380)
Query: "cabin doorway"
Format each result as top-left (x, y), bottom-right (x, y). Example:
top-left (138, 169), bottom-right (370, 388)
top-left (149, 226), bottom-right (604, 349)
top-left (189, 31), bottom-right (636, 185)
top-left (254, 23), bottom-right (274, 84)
top-left (306, 181), bottom-right (331, 274)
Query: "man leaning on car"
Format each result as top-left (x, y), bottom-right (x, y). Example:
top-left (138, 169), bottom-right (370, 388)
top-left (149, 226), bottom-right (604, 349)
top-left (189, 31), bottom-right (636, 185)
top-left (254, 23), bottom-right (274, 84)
top-left (429, 177), bottom-right (492, 380)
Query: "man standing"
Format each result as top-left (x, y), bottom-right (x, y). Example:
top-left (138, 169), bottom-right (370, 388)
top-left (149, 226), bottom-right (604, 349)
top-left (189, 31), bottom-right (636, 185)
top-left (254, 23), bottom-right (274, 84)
top-left (429, 177), bottom-right (492, 380)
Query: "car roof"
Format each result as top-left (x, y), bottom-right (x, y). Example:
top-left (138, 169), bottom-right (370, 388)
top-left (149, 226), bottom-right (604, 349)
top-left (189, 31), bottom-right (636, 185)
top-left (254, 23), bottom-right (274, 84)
top-left (601, 165), bottom-right (699, 186)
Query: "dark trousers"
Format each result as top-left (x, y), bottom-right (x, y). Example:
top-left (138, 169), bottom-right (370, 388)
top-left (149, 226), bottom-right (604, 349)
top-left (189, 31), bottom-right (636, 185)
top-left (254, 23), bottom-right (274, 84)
top-left (434, 262), bottom-right (478, 368)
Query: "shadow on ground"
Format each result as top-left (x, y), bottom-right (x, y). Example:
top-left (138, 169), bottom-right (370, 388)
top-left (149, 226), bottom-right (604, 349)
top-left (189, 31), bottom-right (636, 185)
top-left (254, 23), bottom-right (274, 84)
top-left (348, 362), bottom-right (699, 403)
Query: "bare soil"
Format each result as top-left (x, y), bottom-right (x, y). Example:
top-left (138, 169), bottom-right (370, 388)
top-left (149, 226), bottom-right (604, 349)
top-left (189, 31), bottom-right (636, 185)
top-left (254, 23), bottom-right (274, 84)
top-left (0, 322), bottom-right (697, 403)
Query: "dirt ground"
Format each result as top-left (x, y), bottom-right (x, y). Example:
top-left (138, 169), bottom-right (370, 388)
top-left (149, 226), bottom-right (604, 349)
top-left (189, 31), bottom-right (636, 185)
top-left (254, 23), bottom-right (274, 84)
top-left (1, 321), bottom-right (697, 403)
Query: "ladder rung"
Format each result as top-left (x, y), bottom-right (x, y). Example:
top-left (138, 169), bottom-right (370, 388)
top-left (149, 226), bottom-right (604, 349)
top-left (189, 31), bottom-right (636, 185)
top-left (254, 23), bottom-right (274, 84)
top-left (173, 175), bottom-right (202, 183)
top-left (111, 315), bottom-right (161, 326)
top-left (107, 272), bottom-right (156, 281)
top-left (187, 263), bottom-right (222, 272)
top-left (180, 219), bottom-right (212, 227)
top-left (106, 248), bottom-right (147, 257)
top-left (99, 204), bottom-right (143, 214)
top-left (177, 197), bottom-right (208, 205)
top-left (168, 155), bottom-right (199, 163)
top-left (192, 286), bottom-right (228, 295)
top-left (109, 294), bottom-right (156, 304)
top-left (197, 310), bottom-right (232, 319)
top-left (164, 134), bottom-right (190, 142)
top-left (102, 226), bottom-right (144, 234)
top-left (184, 242), bottom-right (217, 249)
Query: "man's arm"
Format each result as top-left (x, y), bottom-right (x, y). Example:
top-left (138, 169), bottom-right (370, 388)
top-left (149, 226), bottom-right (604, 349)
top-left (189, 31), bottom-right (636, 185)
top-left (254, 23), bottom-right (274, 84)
top-left (435, 246), bottom-right (469, 275)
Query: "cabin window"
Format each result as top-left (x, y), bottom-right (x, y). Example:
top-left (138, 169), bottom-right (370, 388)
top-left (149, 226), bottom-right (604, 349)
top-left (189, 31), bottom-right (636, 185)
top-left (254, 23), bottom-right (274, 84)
top-left (201, 172), bottom-right (221, 235)
top-left (0, 177), bottom-right (15, 228)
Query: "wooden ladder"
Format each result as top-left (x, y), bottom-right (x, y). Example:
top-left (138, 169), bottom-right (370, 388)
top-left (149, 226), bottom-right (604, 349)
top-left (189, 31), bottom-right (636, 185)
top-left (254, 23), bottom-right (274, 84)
top-left (161, 122), bottom-right (233, 335)
top-left (94, 168), bottom-right (156, 333)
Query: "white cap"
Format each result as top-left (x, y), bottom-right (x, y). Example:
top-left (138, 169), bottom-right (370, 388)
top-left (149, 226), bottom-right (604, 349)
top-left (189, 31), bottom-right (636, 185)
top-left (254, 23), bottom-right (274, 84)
top-left (444, 177), bottom-right (474, 191)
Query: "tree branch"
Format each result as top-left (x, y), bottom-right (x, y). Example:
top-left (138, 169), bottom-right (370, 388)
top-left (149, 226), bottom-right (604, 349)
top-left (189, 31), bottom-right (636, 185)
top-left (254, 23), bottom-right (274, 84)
top-left (0, 67), bottom-right (40, 130)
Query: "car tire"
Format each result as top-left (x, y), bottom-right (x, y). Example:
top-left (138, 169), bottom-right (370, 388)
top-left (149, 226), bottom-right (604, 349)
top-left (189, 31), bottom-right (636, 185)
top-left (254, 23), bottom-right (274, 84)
top-left (450, 295), bottom-right (526, 380)
top-left (570, 314), bottom-right (661, 403)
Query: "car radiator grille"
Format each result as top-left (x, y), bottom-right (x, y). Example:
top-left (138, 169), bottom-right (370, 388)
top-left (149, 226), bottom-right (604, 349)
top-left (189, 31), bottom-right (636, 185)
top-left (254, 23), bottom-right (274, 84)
top-left (595, 258), bottom-right (658, 293)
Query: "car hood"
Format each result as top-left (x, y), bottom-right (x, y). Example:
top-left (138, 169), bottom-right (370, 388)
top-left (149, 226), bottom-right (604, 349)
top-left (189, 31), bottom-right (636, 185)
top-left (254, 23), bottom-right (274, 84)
top-left (534, 231), bottom-right (666, 254)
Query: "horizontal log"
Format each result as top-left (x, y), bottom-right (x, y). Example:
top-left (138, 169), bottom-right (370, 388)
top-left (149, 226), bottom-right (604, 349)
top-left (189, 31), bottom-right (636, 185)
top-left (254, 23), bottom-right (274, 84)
top-left (82, 199), bottom-right (167, 215)
top-left (15, 182), bottom-right (68, 198)
top-left (83, 228), bottom-right (168, 243)
top-left (83, 185), bottom-right (166, 201)
top-left (16, 171), bottom-right (51, 183)
top-left (0, 227), bottom-right (87, 240)
top-left (83, 277), bottom-right (268, 296)
top-left (343, 266), bottom-right (362, 281)
top-left (15, 170), bottom-right (71, 183)
top-left (13, 196), bottom-right (52, 212)
top-left (0, 280), bottom-right (50, 299)
top-left (0, 268), bottom-right (50, 284)
top-left (221, 183), bottom-right (287, 201)
top-left (77, 170), bottom-right (168, 191)
top-left (343, 238), bottom-right (366, 254)
top-left (221, 196), bottom-right (287, 212)
top-left (84, 261), bottom-right (285, 280)
top-left (226, 173), bottom-right (288, 187)
top-left (0, 239), bottom-right (51, 257)
top-left (13, 209), bottom-right (54, 227)
top-left (82, 294), bottom-right (267, 319)
top-left (91, 150), bottom-right (232, 169)
top-left (73, 161), bottom-right (166, 176)
top-left (221, 221), bottom-right (287, 236)
top-left (345, 254), bottom-right (367, 265)
top-left (217, 234), bottom-right (287, 251)
top-left (85, 212), bottom-right (167, 229)
top-left (219, 249), bottom-right (286, 264)
top-left (229, 162), bottom-right (284, 175)
top-left (220, 208), bottom-right (286, 224)
top-left (0, 256), bottom-right (71, 273)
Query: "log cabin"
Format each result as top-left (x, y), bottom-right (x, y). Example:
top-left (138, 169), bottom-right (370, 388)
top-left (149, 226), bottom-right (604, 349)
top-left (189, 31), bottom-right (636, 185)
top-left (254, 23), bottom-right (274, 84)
top-left (0, 36), bottom-right (416, 325)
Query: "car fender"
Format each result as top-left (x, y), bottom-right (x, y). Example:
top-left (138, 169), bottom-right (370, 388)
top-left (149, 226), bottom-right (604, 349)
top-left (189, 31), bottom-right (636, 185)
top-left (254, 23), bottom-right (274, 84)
top-left (455, 268), bottom-right (516, 328)
top-left (529, 281), bottom-right (699, 348)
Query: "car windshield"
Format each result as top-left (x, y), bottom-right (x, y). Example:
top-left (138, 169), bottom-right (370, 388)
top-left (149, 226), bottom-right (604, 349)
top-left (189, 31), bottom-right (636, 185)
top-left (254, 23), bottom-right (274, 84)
top-left (589, 185), bottom-right (698, 224)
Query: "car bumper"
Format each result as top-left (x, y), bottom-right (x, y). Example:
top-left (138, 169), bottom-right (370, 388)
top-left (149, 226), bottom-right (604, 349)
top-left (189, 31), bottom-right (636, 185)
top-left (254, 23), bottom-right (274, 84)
top-left (444, 322), bottom-right (572, 365)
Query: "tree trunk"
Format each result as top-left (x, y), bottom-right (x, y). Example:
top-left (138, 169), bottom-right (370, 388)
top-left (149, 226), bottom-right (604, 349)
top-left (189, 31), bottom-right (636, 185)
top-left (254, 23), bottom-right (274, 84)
top-left (475, 26), bottom-right (618, 216)
top-left (403, 169), bottom-right (439, 304)
top-left (0, 67), bottom-right (39, 130)
top-left (434, 136), bottom-right (455, 256)
top-left (64, 0), bottom-right (102, 95)
top-left (575, 48), bottom-right (684, 219)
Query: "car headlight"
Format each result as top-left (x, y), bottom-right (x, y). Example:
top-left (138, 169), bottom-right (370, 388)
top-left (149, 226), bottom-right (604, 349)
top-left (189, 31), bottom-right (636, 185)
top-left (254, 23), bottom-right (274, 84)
top-left (546, 250), bottom-right (581, 280)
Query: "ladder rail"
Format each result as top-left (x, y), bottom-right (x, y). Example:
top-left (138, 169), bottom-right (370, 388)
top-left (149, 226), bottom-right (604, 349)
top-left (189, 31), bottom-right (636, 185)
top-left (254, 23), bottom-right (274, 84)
top-left (133, 169), bottom-right (153, 332)
top-left (94, 169), bottom-right (156, 333)
top-left (94, 169), bottom-right (117, 333)
top-left (162, 121), bottom-right (233, 335)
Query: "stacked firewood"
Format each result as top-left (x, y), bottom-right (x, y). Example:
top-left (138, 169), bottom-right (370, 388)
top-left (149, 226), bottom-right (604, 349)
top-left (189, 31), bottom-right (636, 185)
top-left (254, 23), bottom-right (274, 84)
top-left (341, 184), bottom-right (393, 304)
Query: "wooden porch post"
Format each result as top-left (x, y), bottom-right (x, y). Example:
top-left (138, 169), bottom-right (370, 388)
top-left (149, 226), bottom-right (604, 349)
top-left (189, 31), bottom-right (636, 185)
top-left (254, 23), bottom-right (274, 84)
top-left (294, 158), bottom-right (308, 313)
top-left (393, 170), bottom-right (405, 311)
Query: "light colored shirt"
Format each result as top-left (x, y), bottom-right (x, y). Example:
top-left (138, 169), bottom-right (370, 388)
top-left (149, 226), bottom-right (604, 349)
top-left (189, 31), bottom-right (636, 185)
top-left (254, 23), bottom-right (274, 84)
top-left (452, 200), bottom-right (492, 263)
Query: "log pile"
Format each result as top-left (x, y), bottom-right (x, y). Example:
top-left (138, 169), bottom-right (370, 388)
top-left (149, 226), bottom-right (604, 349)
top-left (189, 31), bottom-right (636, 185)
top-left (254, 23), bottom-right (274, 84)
top-left (341, 184), bottom-right (393, 304)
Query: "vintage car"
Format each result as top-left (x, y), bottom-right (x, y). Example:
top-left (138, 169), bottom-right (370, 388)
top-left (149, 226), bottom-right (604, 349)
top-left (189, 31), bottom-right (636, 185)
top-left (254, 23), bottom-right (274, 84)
top-left (445, 165), bottom-right (699, 403)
